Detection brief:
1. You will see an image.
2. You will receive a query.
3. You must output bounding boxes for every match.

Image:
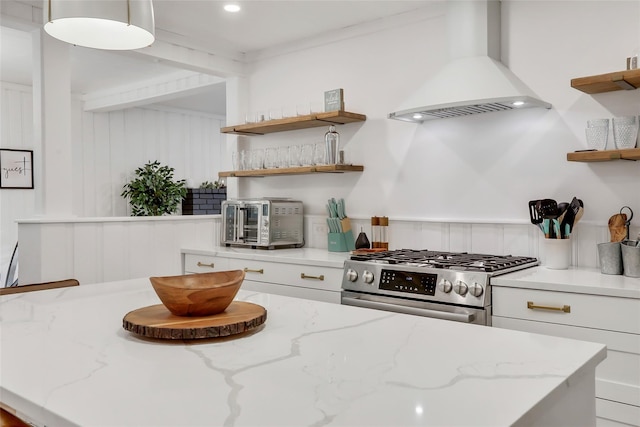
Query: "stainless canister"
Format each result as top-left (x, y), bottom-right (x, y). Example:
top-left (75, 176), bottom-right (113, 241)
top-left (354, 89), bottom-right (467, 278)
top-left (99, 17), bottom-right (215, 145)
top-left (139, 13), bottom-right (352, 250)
top-left (597, 242), bottom-right (623, 275)
top-left (621, 240), bottom-right (640, 277)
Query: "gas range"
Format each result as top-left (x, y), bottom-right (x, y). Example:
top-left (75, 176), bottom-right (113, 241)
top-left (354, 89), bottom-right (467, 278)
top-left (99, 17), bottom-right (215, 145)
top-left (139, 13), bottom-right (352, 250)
top-left (341, 249), bottom-right (539, 325)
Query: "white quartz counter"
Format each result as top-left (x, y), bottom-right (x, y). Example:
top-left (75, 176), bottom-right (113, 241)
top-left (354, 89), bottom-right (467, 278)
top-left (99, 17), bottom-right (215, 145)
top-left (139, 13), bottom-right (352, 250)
top-left (1, 278), bottom-right (605, 427)
top-left (493, 266), bottom-right (640, 299)
top-left (182, 246), bottom-right (350, 268)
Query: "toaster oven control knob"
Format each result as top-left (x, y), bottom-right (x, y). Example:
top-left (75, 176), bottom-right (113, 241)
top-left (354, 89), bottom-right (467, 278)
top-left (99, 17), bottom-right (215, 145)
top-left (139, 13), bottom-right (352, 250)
top-left (453, 280), bottom-right (468, 296)
top-left (362, 270), bottom-right (374, 284)
top-left (468, 282), bottom-right (483, 297)
top-left (346, 269), bottom-right (358, 282)
top-left (438, 279), bottom-right (452, 293)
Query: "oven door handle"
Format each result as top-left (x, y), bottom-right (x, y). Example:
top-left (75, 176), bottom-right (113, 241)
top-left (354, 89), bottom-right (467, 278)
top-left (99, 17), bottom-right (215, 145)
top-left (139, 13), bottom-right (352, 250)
top-left (341, 296), bottom-right (476, 323)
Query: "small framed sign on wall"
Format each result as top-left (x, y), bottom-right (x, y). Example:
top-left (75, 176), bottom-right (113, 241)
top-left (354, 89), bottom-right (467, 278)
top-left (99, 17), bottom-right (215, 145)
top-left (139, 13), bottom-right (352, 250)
top-left (0, 149), bottom-right (34, 189)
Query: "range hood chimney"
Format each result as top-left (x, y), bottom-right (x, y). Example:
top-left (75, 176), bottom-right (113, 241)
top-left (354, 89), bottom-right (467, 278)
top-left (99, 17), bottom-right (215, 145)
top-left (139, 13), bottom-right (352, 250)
top-left (388, 0), bottom-right (551, 123)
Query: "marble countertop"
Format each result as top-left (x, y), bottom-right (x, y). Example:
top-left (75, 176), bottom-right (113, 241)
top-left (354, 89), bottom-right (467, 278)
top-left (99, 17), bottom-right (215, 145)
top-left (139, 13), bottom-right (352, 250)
top-left (492, 266), bottom-right (640, 299)
top-left (182, 247), bottom-right (350, 268)
top-left (1, 279), bottom-right (605, 427)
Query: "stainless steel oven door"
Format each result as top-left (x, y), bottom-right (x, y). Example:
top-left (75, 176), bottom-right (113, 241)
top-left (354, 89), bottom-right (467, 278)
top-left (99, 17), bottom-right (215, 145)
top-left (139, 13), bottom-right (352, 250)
top-left (240, 205), bottom-right (260, 244)
top-left (341, 291), bottom-right (489, 325)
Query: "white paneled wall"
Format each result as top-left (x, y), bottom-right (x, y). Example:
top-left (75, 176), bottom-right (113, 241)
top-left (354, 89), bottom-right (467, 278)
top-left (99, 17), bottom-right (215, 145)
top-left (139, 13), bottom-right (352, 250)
top-left (76, 106), bottom-right (225, 217)
top-left (0, 83), bottom-right (36, 286)
top-left (1, 81), bottom-right (225, 284)
top-left (18, 216), bottom-right (221, 285)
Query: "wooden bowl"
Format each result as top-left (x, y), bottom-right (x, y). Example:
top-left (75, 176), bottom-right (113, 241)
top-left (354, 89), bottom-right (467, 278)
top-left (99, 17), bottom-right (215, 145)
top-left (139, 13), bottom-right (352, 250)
top-left (149, 270), bottom-right (245, 317)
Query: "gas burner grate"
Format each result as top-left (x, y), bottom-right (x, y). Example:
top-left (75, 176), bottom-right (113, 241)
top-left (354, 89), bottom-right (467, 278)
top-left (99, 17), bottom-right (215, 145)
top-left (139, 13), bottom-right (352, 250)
top-left (350, 249), bottom-right (538, 273)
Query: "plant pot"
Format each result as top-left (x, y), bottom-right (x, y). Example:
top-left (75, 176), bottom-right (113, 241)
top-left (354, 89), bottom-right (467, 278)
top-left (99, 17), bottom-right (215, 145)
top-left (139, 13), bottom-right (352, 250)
top-left (182, 188), bottom-right (227, 215)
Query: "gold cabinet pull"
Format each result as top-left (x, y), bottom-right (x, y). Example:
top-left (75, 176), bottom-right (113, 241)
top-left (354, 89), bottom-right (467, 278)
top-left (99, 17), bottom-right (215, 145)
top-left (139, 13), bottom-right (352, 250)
top-left (527, 301), bottom-right (571, 313)
top-left (244, 268), bottom-right (264, 274)
top-left (300, 273), bottom-right (324, 281)
top-left (197, 262), bottom-right (214, 268)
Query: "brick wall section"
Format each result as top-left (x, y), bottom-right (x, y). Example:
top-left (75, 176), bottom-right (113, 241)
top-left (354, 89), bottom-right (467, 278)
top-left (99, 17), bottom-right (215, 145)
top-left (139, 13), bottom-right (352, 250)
top-left (182, 188), bottom-right (227, 215)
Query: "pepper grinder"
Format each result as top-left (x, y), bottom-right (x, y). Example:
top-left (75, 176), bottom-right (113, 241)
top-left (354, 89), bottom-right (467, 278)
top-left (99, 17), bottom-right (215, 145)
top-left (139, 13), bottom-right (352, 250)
top-left (324, 125), bottom-right (340, 165)
top-left (355, 227), bottom-right (370, 249)
top-left (380, 216), bottom-right (389, 250)
top-left (371, 216), bottom-right (380, 248)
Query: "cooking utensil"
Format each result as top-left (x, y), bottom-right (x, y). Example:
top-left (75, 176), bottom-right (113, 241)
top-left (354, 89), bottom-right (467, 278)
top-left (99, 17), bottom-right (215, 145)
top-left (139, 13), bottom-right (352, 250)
top-left (608, 213), bottom-right (627, 242)
top-left (620, 206), bottom-right (634, 240)
top-left (537, 199), bottom-right (558, 219)
top-left (560, 197), bottom-right (581, 238)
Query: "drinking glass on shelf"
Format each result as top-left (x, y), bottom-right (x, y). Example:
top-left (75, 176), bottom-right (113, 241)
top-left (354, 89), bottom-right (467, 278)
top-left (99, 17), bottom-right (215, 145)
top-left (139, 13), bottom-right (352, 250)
top-left (313, 142), bottom-right (326, 165)
top-left (613, 116), bottom-right (639, 149)
top-left (289, 145), bottom-right (302, 167)
top-left (232, 151), bottom-right (240, 170)
top-left (296, 103), bottom-right (311, 116)
top-left (282, 106), bottom-right (297, 118)
top-left (251, 149), bottom-right (265, 169)
top-left (310, 102), bottom-right (323, 114)
top-left (300, 144), bottom-right (314, 166)
top-left (264, 147), bottom-right (278, 169)
top-left (245, 112), bottom-right (257, 124)
top-left (269, 107), bottom-right (282, 120)
top-left (277, 146), bottom-right (290, 168)
top-left (240, 150), bottom-right (250, 170)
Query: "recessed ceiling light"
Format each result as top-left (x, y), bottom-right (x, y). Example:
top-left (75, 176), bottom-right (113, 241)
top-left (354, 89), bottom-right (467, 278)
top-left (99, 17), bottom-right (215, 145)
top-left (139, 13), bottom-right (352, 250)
top-left (224, 4), bottom-right (241, 12)
top-left (512, 101), bottom-right (525, 106)
top-left (412, 113), bottom-right (424, 120)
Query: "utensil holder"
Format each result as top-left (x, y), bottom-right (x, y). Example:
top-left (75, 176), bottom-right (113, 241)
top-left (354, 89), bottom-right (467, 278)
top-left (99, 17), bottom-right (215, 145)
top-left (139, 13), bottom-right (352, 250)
top-left (543, 239), bottom-right (571, 269)
top-left (597, 242), bottom-right (623, 275)
top-left (621, 240), bottom-right (640, 277)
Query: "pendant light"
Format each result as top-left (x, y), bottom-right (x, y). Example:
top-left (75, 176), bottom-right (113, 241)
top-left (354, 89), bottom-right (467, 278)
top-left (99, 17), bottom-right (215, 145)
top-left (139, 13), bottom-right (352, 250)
top-left (44, 0), bottom-right (155, 50)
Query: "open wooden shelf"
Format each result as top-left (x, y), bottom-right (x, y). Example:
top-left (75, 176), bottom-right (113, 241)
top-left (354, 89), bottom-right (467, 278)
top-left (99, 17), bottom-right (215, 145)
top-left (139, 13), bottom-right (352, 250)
top-left (221, 110), bottom-right (366, 135)
top-left (571, 68), bottom-right (640, 94)
top-left (219, 164), bottom-right (364, 177)
top-left (567, 148), bottom-right (640, 162)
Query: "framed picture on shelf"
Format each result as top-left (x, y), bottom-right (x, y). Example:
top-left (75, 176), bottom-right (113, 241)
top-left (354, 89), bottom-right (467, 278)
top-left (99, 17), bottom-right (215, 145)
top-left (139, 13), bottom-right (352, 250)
top-left (0, 149), bottom-right (34, 189)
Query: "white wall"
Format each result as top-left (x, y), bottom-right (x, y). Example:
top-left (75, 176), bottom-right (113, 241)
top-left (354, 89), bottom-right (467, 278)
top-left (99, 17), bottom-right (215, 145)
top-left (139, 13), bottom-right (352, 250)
top-left (236, 1), bottom-right (640, 230)
top-left (1, 82), bottom-right (225, 284)
top-left (0, 83), bottom-right (35, 285)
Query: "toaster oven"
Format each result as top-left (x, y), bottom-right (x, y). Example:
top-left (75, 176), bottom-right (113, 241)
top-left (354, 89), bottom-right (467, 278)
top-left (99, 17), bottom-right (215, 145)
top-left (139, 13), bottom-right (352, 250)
top-left (221, 199), bottom-right (304, 249)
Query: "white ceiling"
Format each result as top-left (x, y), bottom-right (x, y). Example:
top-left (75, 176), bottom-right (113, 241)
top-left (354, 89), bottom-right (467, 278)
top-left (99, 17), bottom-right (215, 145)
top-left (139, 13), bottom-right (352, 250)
top-left (1, 0), bottom-right (436, 114)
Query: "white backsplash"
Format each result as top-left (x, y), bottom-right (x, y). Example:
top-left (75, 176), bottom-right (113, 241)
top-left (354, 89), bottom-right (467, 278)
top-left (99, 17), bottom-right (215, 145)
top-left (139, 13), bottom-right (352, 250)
top-left (303, 215), bottom-right (640, 269)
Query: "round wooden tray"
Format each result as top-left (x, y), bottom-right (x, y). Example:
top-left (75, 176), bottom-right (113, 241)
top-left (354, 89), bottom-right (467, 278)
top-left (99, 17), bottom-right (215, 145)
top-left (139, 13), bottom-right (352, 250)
top-left (122, 301), bottom-right (267, 340)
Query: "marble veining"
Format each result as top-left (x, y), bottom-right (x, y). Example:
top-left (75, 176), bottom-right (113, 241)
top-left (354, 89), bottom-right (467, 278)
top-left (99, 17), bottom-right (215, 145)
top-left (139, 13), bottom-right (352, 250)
top-left (1, 278), bottom-right (606, 427)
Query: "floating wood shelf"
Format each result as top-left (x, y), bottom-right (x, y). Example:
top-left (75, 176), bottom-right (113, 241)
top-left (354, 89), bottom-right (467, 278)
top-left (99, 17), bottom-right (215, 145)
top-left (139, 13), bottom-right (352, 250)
top-left (567, 148), bottom-right (640, 162)
top-left (571, 69), bottom-right (640, 94)
top-left (221, 111), bottom-right (366, 135)
top-left (219, 164), bottom-right (364, 177)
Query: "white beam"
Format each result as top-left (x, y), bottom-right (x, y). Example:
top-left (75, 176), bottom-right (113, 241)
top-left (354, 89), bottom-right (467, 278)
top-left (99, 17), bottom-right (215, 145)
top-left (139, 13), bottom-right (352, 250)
top-left (82, 70), bottom-right (225, 112)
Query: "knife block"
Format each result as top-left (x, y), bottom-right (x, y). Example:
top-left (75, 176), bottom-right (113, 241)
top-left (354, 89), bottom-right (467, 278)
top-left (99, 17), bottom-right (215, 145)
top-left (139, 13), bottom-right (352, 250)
top-left (328, 217), bottom-right (355, 252)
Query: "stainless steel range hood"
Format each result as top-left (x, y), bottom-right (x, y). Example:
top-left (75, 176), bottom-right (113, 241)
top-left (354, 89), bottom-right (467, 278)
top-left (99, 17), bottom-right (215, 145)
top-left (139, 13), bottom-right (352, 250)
top-left (388, 0), bottom-right (551, 123)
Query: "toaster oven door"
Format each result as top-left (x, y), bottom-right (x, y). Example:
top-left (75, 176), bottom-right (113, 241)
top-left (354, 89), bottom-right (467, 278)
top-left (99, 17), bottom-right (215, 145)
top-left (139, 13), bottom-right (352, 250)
top-left (240, 204), bottom-right (260, 244)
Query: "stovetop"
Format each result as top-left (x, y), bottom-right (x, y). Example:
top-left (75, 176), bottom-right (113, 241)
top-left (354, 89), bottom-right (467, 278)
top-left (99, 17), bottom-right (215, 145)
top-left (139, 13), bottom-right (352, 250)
top-left (349, 249), bottom-right (538, 274)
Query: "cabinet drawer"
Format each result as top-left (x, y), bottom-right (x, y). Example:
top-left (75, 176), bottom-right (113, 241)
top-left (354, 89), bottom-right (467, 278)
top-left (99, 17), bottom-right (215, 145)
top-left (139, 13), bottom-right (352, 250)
top-left (492, 287), bottom-right (640, 334)
top-left (184, 254), bottom-right (229, 274)
top-left (493, 316), bottom-right (640, 407)
top-left (241, 280), bottom-right (340, 304)
top-left (597, 398), bottom-right (640, 426)
top-left (227, 259), bottom-right (342, 292)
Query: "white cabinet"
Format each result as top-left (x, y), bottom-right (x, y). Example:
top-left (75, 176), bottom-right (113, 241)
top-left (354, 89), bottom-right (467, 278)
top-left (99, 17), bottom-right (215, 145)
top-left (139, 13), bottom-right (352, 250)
top-left (181, 249), bottom-right (345, 304)
top-left (492, 286), bottom-right (640, 427)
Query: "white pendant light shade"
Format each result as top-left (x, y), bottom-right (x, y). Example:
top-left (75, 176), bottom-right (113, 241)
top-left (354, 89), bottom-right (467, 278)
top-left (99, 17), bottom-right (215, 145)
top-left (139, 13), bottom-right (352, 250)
top-left (44, 0), bottom-right (155, 50)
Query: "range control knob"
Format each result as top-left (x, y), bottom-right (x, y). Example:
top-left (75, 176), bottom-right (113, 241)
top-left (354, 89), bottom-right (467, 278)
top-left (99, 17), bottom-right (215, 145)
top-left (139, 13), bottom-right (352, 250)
top-left (454, 280), bottom-right (468, 296)
top-left (346, 269), bottom-right (358, 282)
top-left (362, 270), bottom-right (375, 284)
top-left (468, 282), bottom-right (484, 297)
top-left (438, 279), bottom-right (452, 293)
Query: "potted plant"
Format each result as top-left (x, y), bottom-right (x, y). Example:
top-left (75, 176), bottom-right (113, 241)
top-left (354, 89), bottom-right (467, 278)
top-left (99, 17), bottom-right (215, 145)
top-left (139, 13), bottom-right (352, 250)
top-left (182, 180), bottom-right (227, 215)
top-left (121, 161), bottom-right (187, 216)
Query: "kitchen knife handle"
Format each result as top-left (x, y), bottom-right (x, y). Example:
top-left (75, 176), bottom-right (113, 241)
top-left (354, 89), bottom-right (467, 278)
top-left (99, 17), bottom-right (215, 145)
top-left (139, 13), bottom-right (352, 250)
top-left (527, 301), bottom-right (571, 313)
top-left (243, 268), bottom-right (264, 274)
top-left (300, 273), bottom-right (324, 281)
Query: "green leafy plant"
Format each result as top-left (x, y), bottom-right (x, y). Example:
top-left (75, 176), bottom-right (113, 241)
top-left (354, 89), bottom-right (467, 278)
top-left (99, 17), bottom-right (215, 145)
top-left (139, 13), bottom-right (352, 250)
top-left (121, 161), bottom-right (187, 216)
top-left (199, 180), bottom-right (226, 189)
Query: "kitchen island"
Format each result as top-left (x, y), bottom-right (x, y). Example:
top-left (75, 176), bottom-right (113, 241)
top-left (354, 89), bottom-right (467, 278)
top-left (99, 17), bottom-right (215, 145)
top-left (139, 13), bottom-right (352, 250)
top-left (1, 278), bottom-right (605, 427)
